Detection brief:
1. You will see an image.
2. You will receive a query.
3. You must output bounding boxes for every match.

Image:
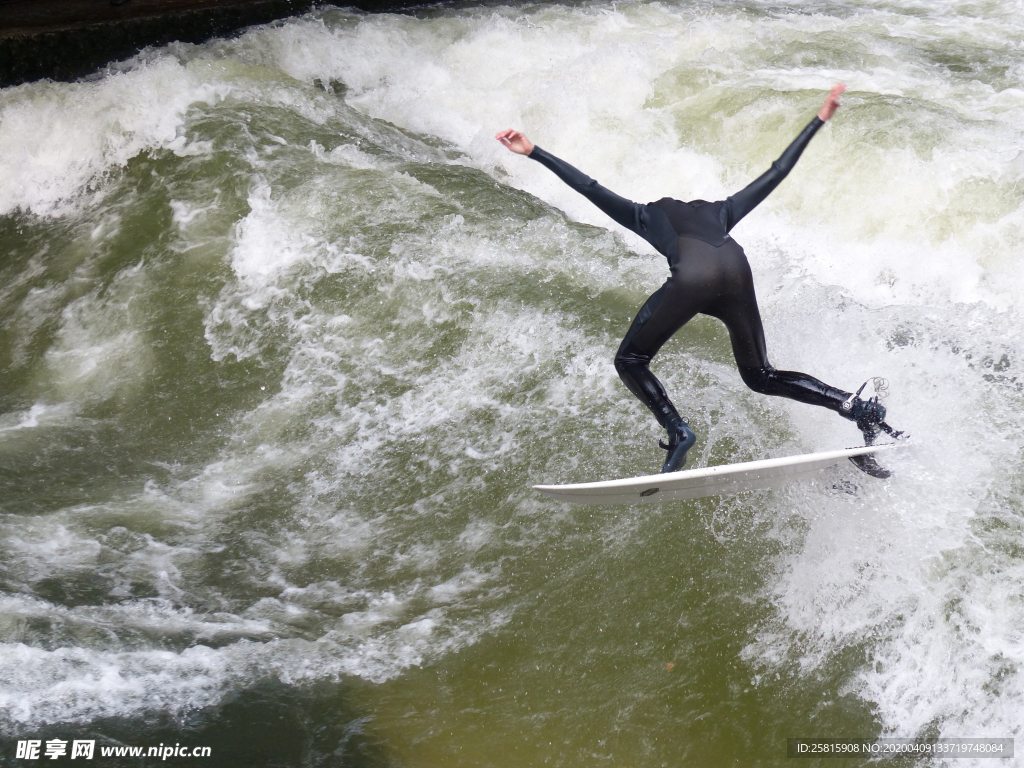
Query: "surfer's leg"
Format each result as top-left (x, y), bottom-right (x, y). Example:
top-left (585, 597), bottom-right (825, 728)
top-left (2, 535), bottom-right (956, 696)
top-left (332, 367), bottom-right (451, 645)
top-left (720, 301), bottom-right (891, 427)
top-left (712, 287), bottom-right (897, 476)
top-left (614, 277), bottom-right (700, 472)
top-left (739, 364), bottom-right (853, 411)
top-left (707, 263), bottom-right (853, 410)
top-left (614, 278), bottom-right (702, 426)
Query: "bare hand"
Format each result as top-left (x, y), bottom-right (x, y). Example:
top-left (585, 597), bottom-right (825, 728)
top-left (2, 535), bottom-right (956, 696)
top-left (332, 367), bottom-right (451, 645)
top-left (495, 129), bottom-right (534, 156)
top-left (818, 84), bottom-right (846, 121)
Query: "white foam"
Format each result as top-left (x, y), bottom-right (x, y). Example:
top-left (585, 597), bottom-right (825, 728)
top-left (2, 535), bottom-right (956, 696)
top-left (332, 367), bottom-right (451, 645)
top-left (264, 1), bottom-right (1024, 749)
top-left (39, 265), bottom-right (154, 404)
top-left (4, 0), bottom-right (1024, 748)
top-left (0, 58), bottom-right (232, 216)
top-left (0, 404), bottom-right (54, 434)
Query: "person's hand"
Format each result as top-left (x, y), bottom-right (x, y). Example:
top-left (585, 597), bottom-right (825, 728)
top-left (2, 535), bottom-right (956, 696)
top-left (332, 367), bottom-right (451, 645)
top-left (818, 84), bottom-right (846, 121)
top-left (495, 129), bottom-right (534, 155)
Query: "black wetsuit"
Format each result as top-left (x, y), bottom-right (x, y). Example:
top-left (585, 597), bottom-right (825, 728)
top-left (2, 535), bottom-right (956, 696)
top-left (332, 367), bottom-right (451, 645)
top-left (529, 116), bottom-right (853, 429)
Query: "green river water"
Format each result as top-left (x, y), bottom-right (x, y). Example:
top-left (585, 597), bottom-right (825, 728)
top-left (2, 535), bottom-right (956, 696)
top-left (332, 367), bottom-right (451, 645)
top-left (2, 1), bottom-right (1024, 765)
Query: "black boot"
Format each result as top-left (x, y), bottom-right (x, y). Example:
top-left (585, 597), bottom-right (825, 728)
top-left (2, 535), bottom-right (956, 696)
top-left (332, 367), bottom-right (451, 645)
top-left (839, 383), bottom-right (891, 479)
top-left (660, 418), bottom-right (696, 474)
top-left (849, 435), bottom-right (891, 479)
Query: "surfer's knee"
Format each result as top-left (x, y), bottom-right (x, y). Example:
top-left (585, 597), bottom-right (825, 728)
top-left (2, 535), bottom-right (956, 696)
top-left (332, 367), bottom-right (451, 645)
top-left (738, 364), bottom-right (774, 394)
top-left (613, 353), bottom-right (632, 379)
top-left (614, 347), bottom-right (652, 382)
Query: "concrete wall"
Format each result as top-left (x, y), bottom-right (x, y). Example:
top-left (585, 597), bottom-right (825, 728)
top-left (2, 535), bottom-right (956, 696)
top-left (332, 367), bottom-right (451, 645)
top-left (0, 0), bottom-right (439, 87)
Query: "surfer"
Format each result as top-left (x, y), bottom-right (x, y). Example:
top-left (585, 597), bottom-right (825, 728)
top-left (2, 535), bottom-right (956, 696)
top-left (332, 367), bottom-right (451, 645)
top-left (497, 85), bottom-right (902, 477)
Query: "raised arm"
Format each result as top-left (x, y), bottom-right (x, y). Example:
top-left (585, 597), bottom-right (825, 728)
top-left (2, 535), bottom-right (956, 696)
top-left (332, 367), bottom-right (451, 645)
top-left (724, 84), bottom-right (846, 231)
top-left (495, 129), bottom-right (664, 250)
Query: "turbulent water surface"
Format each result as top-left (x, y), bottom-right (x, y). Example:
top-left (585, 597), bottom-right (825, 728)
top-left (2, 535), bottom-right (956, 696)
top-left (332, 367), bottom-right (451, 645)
top-left (2, 0), bottom-right (1024, 765)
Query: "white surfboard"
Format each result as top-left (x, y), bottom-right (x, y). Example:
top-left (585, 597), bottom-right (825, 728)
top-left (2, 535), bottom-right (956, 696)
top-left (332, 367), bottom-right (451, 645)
top-left (533, 442), bottom-right (908, 505)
